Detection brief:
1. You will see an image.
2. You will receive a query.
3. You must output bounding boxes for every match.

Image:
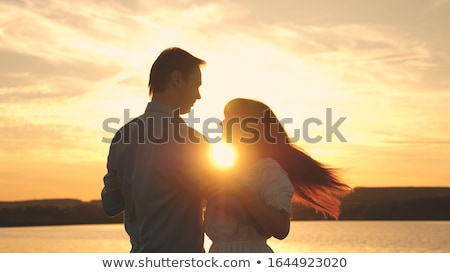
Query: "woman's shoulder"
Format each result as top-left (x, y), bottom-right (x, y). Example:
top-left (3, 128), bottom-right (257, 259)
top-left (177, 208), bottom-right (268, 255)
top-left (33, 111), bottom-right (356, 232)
top-left (250, 157), bottom-right (288, 177)
top-left (254, 158), bottom-right (294, 199)
top-left (254, 157), bottom-right (283, 169)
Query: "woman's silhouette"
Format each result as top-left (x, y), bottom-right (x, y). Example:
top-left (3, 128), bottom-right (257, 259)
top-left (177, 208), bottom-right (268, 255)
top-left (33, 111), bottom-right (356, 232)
top-left (204, 98), bottom-right (352, 252)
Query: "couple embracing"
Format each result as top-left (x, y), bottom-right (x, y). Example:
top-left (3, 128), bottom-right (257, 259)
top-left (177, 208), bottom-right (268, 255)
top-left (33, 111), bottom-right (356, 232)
top-left (101, 47), bottom-right (352, 253)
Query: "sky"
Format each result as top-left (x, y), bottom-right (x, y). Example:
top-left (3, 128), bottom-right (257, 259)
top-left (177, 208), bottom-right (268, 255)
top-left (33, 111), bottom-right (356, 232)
top-left (1, 0), bottom-right (449, 201)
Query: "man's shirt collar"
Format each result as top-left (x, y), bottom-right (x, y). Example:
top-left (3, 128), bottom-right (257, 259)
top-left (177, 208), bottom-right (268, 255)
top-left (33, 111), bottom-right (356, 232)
top-left (145, 102), bottom-right (181, 117)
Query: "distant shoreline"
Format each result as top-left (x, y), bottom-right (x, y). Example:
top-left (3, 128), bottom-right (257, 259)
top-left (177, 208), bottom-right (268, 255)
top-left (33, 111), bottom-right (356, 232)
top-left (1, 187), bottom-right (449, 227)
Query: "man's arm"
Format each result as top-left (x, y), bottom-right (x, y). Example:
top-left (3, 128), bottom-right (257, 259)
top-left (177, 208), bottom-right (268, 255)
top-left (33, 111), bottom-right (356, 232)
top-left (101, 132), bottom-right (125, 217)
top-left (102, 171), bottom-right (124, 217)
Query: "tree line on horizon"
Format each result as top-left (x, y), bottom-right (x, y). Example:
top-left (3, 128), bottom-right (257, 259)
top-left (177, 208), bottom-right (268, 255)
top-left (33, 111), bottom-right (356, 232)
top-left (0, 187), bottom-right (449, 227)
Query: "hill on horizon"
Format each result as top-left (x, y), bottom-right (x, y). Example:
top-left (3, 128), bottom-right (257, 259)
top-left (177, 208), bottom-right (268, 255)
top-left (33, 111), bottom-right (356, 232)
top-left (292, 186), bottom-right (450, 220)
top-left (0, 187), bottom-right (449, 226)
top-left (2, 186), bottom-right (448, 205)
top-left (0, 198), bottom-right (85, 209)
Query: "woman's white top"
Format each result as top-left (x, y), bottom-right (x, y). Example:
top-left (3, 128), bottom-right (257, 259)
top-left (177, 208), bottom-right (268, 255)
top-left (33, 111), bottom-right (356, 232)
top-left (204, 157), bottom-right (294, 253)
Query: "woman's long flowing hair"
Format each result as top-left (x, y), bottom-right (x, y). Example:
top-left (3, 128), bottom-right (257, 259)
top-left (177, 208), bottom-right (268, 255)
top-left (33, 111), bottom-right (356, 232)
top-left (224, 98), bottom-right (353, 219)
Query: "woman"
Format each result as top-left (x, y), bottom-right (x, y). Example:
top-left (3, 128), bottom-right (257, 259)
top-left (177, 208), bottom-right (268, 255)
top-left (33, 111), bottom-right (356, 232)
top-left (204, 98), bottom-right (352, 253)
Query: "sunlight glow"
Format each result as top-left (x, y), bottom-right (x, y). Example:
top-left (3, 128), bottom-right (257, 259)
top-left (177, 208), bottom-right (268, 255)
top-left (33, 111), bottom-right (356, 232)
top-left (210, 143), bottom-right (235, 168)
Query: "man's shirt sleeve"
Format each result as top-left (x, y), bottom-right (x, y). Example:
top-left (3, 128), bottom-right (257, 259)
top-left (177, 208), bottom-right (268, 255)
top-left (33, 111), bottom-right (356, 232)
top-left (101, 131), bottom-right (125, 217)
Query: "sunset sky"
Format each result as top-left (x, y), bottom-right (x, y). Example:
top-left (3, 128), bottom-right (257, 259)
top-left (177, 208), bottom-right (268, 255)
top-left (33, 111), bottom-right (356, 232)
top-left (1, 0), bottom-right (449, 201)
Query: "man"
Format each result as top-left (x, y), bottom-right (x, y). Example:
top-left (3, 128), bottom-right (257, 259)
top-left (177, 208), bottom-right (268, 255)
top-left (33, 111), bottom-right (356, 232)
top-left (101, 47), bottom-right (213, 253)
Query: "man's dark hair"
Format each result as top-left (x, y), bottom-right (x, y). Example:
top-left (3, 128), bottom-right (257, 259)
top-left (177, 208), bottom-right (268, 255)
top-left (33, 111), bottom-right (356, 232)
top-left (148, 47), bottom-right (206, 94)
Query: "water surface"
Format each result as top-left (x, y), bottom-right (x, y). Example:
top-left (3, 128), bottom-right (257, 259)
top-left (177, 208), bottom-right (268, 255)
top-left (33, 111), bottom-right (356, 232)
top-left (1, 221), bottom-right (448, 253)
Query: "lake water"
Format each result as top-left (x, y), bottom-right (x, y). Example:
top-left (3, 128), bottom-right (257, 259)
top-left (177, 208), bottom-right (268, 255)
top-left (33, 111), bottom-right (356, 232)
top-left (0, 221), bottom-right (449, 253)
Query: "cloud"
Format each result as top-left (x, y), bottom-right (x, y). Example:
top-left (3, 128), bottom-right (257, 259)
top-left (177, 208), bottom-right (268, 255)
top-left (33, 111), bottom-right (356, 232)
top-left (0, 115), bottom-right (92, 153)
top-left (430, 0), bottom-right (450, 9)
top-left (257, 24), bottom-right (436, 92)
top-left (0, 50), bottom-right (121, 103)
top-left (384, 140), bottom-right (450, 145)
top-left (219, 1), bottom-right (450, 95)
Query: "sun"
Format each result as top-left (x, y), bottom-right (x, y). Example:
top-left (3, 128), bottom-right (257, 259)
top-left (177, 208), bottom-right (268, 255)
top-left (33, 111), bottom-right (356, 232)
top-left (210, 143), bottom-right (236, 168)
